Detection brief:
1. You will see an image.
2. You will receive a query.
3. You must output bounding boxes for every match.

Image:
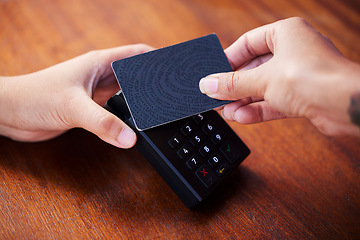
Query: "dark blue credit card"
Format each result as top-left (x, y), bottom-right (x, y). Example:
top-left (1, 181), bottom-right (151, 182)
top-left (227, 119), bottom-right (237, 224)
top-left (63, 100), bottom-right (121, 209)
top-left (111, 34), bottom-right (232, 130)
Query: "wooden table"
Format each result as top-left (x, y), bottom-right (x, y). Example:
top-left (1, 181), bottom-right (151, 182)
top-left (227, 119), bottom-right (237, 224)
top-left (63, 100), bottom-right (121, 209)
top-left (1, 0), bottom-right (359, 238)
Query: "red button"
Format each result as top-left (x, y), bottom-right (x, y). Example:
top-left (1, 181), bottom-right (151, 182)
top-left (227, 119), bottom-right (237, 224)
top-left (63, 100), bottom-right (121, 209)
top-left (196, 164), bottom-right (217, 188)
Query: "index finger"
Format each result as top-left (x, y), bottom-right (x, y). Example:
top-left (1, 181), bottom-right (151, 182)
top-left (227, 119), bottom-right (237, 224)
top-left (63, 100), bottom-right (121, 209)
top-left (224, 22), bottom-right (276, 70)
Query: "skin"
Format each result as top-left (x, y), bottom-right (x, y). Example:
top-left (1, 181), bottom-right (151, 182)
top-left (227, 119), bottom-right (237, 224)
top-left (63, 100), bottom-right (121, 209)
top-left (0, 44), bottom-right (153, 148)
top-left (1, 17), bottom-right (359, 149)
top-left (199, 17), bottom-right (360, 137)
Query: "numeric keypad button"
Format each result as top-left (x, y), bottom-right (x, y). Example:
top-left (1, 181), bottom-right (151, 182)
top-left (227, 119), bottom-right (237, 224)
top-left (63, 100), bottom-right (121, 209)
top-left (186, 154), bottom-right (201, 170)
top-left (190, 132), bottom-right (205, 147)
top-left (202, 121), bottom-right (215, 135)
top-left (208, 153), bottom-right (224, 167)
top-left (168, 133), bottom-right (184, 149)
top-left (193, 113), bottom-right (206, 125)
top-left (181, 122), bottom-right (197, 137)
top-left (199, 142), bottom-right (214, 157)
top-left (196, 164), bottom-right (217, 189)
top-left (177, 143), bottom-right (193, 159)
top-left (211, 132), bottom-right (223, 145)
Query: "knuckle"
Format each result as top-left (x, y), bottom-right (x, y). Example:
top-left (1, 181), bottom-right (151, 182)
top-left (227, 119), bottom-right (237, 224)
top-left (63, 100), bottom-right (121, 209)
top-left (276, 17), bottom-right (310, 35)
top-left (225, 72), bottom-right (239, 93)
top-left (284, 17), bottom-right (309, 28)
top-left (316, 123), bottom-right (333, 136)
top-left (281, 62), bottom-right (301, 88)
top-left (129, 43), bottom-right (154, 55)
top-left (84, 49), bottom-right (100, 59)
top-left (289, 16), bottom-right (307, 24)
top-left (310, 115), bottom-right (339, 136)
top-left (134, 43), bottom-right (153, 50)
top-left (283, 65), bottom-right (296, 83)
top-left (93, 111), bottom-right (117, 133)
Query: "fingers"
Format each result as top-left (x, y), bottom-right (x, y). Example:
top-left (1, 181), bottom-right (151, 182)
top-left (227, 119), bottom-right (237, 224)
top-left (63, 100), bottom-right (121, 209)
top-left (68, 94), bottom-right (137, 149)
top-left (200, 22), bottom-right (278, 101)
top-left (225, 22), bottom-right (275, 70)
top-left (222, 100), bottom-right (288, 124)
top-left (199, 65), bottom-right (268, 100)
top-left (63, 44), bottom-right (154, 148)
top-left (239, 53), bottom-right (273, 71)
top-left (93, 44), bottom-right (154, 77)
top-left (73, 44), bottom-right (154, 89)
top-left (201, 53), bottom-right (272, 101)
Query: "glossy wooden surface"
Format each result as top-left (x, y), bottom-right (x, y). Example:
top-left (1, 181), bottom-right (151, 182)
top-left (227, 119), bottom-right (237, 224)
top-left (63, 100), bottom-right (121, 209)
top-left (1, 0), bottom-right (360, 239)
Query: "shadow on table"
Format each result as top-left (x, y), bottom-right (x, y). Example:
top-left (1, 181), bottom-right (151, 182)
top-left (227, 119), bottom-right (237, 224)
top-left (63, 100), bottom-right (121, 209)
top-left (0, 128), bottom-right (266, 223)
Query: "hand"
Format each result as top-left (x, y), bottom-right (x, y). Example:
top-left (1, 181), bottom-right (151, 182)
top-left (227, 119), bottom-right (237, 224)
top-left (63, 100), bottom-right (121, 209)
top-left (199, 17), bottom-right (360, 137)
top-left (0, 44), bottom-right (153, 148)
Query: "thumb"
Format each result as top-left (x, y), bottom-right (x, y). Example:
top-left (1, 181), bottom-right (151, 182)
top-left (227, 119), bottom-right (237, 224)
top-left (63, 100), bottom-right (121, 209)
top-left (69, 95), bottom-right (137, 149)
top-left (199, 68), bottom-right (266, 101)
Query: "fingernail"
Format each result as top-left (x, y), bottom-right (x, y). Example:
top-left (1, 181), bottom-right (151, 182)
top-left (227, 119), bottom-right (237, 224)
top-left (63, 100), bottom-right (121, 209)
top-left (232, 112), bottom-right (237, 121)
top-left (221, 110), bottom-right (227, 120)
top-left (199, 77), bottom-right (218, 95)
top-left (221, 110), bottom-right (228, 121)
top-left (117, 128), bottom-right (136, 148)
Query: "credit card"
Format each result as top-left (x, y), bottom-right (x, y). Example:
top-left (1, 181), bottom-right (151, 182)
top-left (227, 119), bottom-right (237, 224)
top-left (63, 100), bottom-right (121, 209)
top-left (112, 34), bottom-right (232, 130)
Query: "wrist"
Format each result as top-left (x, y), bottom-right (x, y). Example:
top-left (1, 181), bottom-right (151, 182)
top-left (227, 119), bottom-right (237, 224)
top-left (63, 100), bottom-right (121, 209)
top-left (303, 56), bottom-right (360, 137)
top-left (328, 58), bottom-right (360, 136)
top-left (0, 76), bottom-right (17, 137)
top-left (344, 60), bottom-right (360, 132)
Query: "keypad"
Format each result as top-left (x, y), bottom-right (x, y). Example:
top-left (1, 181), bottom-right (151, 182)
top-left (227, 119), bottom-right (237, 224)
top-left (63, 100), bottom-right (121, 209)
top-left (108, 91), bottom-right (250, 208)
top-left (168, 113), bottom-right (244, 189)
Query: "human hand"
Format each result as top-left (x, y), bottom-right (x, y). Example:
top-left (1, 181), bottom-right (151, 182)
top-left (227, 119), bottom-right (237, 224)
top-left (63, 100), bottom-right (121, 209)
top-left (0, 44), bottom-right (153, 148)
top-left (199, 17), bottom-right (360, 137)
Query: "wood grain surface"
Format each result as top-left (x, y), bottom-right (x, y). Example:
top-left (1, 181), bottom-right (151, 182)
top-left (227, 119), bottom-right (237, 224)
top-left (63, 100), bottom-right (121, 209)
top-left (1, 0), bottom-right (360, 239)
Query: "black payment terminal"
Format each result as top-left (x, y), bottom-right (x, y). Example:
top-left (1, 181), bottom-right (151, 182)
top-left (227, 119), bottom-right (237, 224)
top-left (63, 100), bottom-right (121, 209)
top-left (104, 91), bottom-right (250, 208)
